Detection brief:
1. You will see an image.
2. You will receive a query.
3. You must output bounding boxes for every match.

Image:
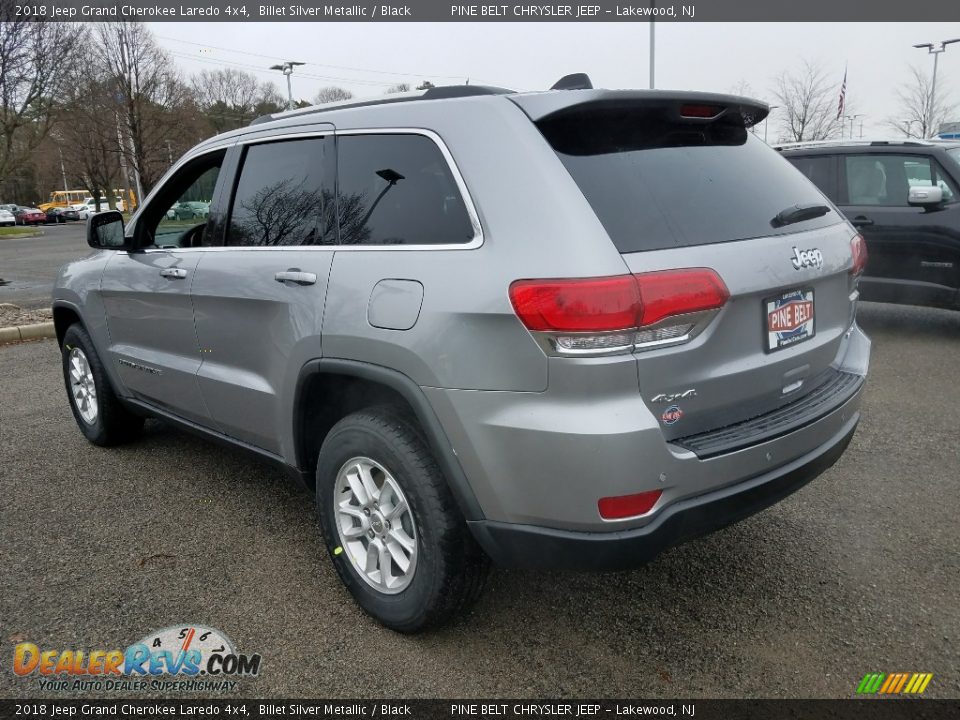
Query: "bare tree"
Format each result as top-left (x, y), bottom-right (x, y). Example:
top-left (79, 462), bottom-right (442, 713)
top-left (773, 60), bottom-right (845, 142)
top-left (416, 81), bottom-right (436, 90)
top-left (886, 64), bottom-right (957, 139)
top-left (192, 68), bottom-right (283, 133)
top-left (94, 22), bottom-right (192, 193)
top-left (0, 13), bottom-right (84, 187)
top-left (313, 86), bottom-right (353, 104)
top-left (727, 80), bottom-right (757, 98)
top-left (58, 39), bottom-right (124, 210)
top-left (384, 83), bottom-right (411, 95)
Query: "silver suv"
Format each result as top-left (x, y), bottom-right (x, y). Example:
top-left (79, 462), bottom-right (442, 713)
top-left (54, 83), bottom-right (871, 631)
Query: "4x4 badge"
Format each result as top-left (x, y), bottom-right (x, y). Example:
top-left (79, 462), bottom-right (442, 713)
top-left (650, 389), bottom-right (697, 403)
top-left (791, 246), bottom-right (824, 270)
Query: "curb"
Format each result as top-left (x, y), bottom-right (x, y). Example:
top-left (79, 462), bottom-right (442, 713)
top-left (0, 321), bottom-right (56, 346)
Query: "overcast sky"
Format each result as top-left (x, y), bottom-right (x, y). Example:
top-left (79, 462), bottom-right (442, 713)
top-left (151, 22), bottom-right (960, 138)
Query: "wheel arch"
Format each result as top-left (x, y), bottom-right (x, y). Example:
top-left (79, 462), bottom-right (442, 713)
top-left (294, 359), bottom-right (485, 521)
top-left (52, 302), bottom-right (84, 347)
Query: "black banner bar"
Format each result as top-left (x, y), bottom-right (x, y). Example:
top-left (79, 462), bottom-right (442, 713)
top-left (2, 0), bottom-right (960, 22)
top-left (2, 700), bottom-right (960, 720)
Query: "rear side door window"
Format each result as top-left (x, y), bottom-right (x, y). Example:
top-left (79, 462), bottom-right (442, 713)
top-left (842, 154), bottom-right (958, 206)
top-left (335, 133), bottom-right (475, 245)
top-left (227, 137), bottom-right (334, 246)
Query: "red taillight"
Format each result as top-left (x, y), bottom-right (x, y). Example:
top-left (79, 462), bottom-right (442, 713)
top-left (850, 234), bottom-right (868, 276)
top-left (598, 490), bottom-right (663, 519)
top-left (508, 275), bottom-right (640, 332)
top-left (510, 268), bottom-right (728, 353)
top-left (634, 269), bottom-right (730, 327)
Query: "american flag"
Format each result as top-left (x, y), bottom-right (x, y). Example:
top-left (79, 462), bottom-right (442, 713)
top-left (836, 67), bottom-right (847, 120)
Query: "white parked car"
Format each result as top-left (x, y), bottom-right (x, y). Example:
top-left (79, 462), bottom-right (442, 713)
top-left (0, 208), bottom-right (15, 226)
top-left (83, 197), bottom-right (125, 213)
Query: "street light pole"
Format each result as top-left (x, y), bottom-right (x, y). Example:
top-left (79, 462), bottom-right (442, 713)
top-left (58, 146), bottom-right (69, 193)
top-left (648, 2), bottom-right (656, 89)
top-left (270, 61), bottom-right (306, 110)
top-left (764, 105), bottom-right (779, 144)
top-left (843, 114), bottom-right (862, 141)
top-left (913, 39), bottom-right (960, 137)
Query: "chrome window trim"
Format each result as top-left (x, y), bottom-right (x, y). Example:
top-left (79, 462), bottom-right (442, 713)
top-left (137, 127), bottom-right (483, 254)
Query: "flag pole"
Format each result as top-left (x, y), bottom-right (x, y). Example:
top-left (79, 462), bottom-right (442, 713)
top-left (837, 63), bottom-right (848, 138)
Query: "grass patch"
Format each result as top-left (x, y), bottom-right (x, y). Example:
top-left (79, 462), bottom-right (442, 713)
top-left (0, 226), bottom-right (41, 238)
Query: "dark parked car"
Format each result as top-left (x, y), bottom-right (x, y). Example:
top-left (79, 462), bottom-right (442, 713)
top-left (167, 200), bottom-right (210, 220)
top-left (45, 207), bottom-right (79, 223)
top-left (779, 139), bottom-right (960, 310)
top-left (14, 207), bottom-right (47, 225)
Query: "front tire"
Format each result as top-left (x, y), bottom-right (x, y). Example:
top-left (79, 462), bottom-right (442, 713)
top-left (62, 324), bottom-right (144, 446)
top-left (316, 406), bottom-right (489, 632)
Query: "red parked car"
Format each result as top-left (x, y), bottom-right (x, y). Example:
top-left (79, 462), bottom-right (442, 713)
top-left (14, 207), bottom-right (46, 225)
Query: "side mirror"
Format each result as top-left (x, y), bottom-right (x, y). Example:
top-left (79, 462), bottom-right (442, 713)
top-left (87, 210), bottom-right (129, 249)
top-left (908, 185), bottom-right (944, 207)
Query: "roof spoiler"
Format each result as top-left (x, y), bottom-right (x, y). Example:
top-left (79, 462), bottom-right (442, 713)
top-left (512, 90), bottom-right (770, 128)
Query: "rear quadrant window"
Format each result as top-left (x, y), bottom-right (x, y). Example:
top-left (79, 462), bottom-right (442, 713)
top-left (336, 134), bottom-right (475, 245)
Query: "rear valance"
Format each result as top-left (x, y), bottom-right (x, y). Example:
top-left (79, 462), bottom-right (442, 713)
top-left (509, 89), bottom-right (769, 128)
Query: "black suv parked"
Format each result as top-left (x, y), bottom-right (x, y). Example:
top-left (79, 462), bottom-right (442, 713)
top-left (779, 140), bottom-right (960, 310)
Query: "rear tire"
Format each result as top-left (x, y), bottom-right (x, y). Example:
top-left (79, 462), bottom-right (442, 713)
top-left (316, 406), bottom-right (489, 632)
top-left (62, 324), bottom-right (144, 446)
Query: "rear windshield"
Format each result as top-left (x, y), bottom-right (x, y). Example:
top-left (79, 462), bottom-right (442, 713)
top-left (539, 108), bottom-right (841, 253)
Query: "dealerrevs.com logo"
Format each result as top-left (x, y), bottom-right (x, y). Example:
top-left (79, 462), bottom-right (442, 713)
top-left (13, 624), bottom-right (261, 693)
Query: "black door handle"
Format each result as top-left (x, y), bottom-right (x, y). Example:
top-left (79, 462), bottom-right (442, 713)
top-left (851, 216), bottom-right (874, 227)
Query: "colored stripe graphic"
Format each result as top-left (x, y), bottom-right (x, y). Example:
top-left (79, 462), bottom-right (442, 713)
top-left (857, 673), bottom-right (886, 694)
top-left (879, 674), bottom-right (897, 693)
top-left (857, 672), bottom-right (933, 695)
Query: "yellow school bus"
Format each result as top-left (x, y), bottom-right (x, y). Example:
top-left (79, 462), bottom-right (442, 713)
top-left (39, 190), bottom-right (87, 212)
top-left (39, 188), bottom-right (137, 212)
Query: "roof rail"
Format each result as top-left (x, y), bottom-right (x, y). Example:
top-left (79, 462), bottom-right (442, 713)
top-left (249, 84), bottom-right (514, 126)
top-left (773, 138), bottom-right (936, 151)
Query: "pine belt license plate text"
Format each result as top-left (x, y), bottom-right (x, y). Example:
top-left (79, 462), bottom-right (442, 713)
top-left (765, 288), bottom-right (815, 352)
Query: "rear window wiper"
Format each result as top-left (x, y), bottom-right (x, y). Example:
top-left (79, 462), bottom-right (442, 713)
top-left (771, 203), bottom-right (831, 228)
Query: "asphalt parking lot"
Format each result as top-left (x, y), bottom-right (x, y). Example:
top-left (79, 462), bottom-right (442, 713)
top-left (0, 223), bottom-right (88, 310)
top-left (1, 230), bottom-right (958, 698)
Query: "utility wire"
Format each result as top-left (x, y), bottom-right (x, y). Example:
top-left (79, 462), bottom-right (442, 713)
top-left (157, 35), bottom-right (468, 82)
top-left (169, 51), bottom-right (403, 87)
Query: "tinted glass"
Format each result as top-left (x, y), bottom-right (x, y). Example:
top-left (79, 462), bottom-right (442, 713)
top-left (228, 138), bottom-right (333, 246)
top-left (844, 154), bottom-right (958, 206)
top-left (153, 164), bottom-right (220, 247)
top-left (787, 155), bottom-right (836, 200)
top-left (947, 148), bottom-right (960, 168)
top-left (538, 108), bottom-right (840, 253)
top-left (336, 134), bottom-right (474, 245)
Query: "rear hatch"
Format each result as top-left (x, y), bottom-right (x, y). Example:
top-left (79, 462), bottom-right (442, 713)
top-left (515, 91), bottom-right (860, 440)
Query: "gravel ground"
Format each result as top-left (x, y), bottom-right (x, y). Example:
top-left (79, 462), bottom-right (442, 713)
top-left (0, 304), bottom-right (52, 327)
top-left (0, 302), bottom-right (958, 700)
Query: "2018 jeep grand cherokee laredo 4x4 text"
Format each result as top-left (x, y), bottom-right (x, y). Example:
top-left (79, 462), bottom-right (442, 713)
top-left (54, 84), bottom-right (870, 631)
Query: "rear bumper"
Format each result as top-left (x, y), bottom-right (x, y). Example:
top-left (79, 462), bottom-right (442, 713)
top-left (469, 411), bottom-right (859, 570)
